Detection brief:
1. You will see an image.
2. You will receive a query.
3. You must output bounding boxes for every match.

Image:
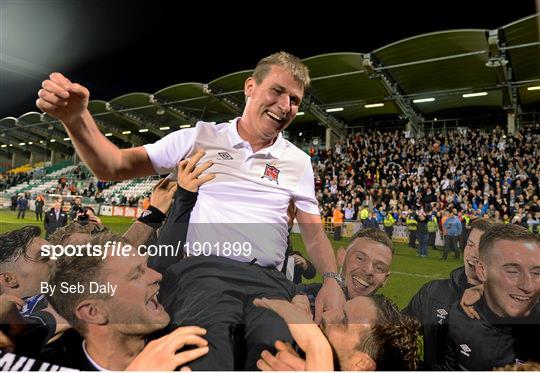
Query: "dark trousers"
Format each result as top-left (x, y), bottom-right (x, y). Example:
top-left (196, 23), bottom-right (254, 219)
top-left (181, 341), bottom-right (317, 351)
top-left (334, 225), bottom-right (342, 241)
top-left (408, 230), bottom-right (417, 248)
top-left (384, 226), bottom-right (394, 240)
top-left (36, 212), bottom-right (43, 221)
top-left (418, 232), bottom-right (429, 256)
top-left (17, 209), bottom-right (25, 219)
top-left (429, 231), bottom-right (437, 249)
top-left (443, 235), bottom-right (459, 259)
top-left (160, 255), bottom-right (296, 371)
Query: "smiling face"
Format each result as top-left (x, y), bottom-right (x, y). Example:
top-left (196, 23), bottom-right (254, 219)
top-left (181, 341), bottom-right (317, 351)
top-left (102, 253), bottom-right (170, 335)
top-left (339, 237), bottom-right (392, 298)
top-left (241, 65), bottom-right (303, 145)
top-left (463, 228), bottom-right (484, 285)
top-left (477, 239), bottom-right (540, 318)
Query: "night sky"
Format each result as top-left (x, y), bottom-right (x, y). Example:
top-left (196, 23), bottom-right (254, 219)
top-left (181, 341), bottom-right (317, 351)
top-left (0, 0), bottom-right (537, 118)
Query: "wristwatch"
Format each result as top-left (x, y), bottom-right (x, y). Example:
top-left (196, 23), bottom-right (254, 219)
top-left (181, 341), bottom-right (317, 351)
top-left (323, 271), bottom-right (345, 288)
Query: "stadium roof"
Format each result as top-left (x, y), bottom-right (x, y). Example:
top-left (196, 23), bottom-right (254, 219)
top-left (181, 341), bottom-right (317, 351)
top-left (3, 13), bottom-right (540, 155)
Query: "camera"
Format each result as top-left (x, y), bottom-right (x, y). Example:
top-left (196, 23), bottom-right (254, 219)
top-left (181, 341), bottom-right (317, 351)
top-left (76, 207), bottom-right (90, 226)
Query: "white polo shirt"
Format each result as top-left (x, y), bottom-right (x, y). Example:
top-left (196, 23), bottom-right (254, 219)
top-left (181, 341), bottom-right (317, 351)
top-left (144, 118), bottom-right (319, 267)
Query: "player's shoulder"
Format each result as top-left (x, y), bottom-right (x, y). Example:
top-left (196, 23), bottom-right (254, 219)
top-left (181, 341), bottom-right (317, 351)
top-left (193, 120), bottom-right (229, 133)
top-left (283, 139), bottom-right (311, 162)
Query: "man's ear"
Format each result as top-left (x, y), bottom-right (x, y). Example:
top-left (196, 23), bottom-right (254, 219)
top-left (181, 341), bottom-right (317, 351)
top-left (75, 299), bottom-right (109, 326)
top-left (382, 271), bottom-right (391, 287)
top-left (0, 272), bottom-right (19, 289)
top-left (476, 260), bottom-right (487, 283)
top-left (337, 247), bottom-right (346, 268)
top-left (349, 351), bottom-right (376, 371)
top-left (244, 77), bottom-right (255, 98)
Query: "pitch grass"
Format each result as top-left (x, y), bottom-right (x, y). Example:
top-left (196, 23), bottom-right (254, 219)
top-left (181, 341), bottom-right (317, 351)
top-left (0, 209), bottom-right (462, 309)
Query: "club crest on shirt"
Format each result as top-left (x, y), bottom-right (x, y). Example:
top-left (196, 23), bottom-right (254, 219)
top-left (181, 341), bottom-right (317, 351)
top-left (261, 164), bottom-right (280, 184)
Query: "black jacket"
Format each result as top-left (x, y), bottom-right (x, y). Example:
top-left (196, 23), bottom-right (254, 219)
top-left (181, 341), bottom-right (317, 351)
top-left (440, 298), bottom-right (540, 370)
top-left (148, 186), bottom-right (198, 275)
top-left (402, 266), bottom-right (472, 369)
top-left (44, 209), bottom-right (68, 237)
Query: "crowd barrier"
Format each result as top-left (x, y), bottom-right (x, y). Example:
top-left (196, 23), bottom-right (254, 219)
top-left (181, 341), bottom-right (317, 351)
top-left (293, 218), bottom-right (445, 245)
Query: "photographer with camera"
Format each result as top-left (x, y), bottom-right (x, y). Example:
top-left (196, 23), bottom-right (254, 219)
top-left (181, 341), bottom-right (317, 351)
top-left (68, 197), bottom-right (83, 221)
top-left (73, 206), bottom-right (100, 227)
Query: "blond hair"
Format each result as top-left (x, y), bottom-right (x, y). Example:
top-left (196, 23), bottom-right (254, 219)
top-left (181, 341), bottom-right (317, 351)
top-left (252, 51), bottom-right (310, 90)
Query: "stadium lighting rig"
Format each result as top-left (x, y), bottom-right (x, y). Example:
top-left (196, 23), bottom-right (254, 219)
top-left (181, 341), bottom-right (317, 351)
top-left (325, 107), bottom-right (344, 113)
top-left (413, 98), bottom-right (435, 103)
top-left (364, 103), bottom-right (384, 108)
top-left (462, 92), bottom-right (488, 98)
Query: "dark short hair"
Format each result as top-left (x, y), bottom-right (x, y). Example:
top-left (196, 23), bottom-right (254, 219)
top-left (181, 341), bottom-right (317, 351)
top-left (349, 228), bottom-right (393, 254)
top-left (0, 226), bottom-right (41, 263)
top-left (358, 294), bottom-right (421, 370)
top-left (479, 223), bottom-right (539, 263)
top-left (48, 222), bottom-right (107, 246)
top-left (470, 218), bottom-right (496, 232)
top-left (48, 231), bottom-right (128, 333)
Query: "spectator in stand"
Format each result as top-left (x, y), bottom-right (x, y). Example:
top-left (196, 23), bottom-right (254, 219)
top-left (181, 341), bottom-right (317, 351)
top-left (34, 195), bottom-right (45, 221)
top-left (343, 202), bottom-right (355, 221)
top-left (44, 201), bottom-right (68, 239)
top-left (363, 211), bottom-right (379, 229)
top-left (416, 207), bottom-right (429, 257)
top-left (442, 209), bottom-right (462, 260)
top-left (333, 204), bottom-right (344, 241)
top-left (427, 207), bottom-right (439, 251)
top-left (16, 194), bottom-right (28, 219)
top-left (11, 194), bottom-right (17, 211)
top-left (304, 124), bottom-right (538, 246)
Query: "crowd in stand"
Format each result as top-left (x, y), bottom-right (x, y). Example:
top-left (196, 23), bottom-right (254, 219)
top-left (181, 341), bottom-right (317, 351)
top-left (0, 172), bottom-right (33, 191)
top-left (313, 123), bottom-right (540, 235)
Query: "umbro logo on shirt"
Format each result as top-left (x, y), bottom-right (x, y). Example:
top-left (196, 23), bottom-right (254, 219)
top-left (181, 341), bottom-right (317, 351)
top-left (217, 152), bottom-right (233, 160)
top-left (459, 344), bottom-right (471, 357)
top-left (436, 308), bottom-right (448, 324)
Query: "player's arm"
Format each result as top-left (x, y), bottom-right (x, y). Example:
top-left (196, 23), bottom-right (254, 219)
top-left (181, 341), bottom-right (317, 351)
top-left (296, 210), bottom-right (345, 323)
top-left (37, 73), bottom-right (155, 180)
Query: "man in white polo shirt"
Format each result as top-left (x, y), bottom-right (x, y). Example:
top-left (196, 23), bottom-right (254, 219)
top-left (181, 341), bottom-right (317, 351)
top-left (37, 51), bottom-right (345, 369)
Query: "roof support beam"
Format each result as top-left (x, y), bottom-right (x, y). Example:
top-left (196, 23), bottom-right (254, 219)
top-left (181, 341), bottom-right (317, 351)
top-left (17, 120), bottom-right (73, 149)
top-left (486, 29), bottom-right (520, 132)
top-left (0, 127), bottom-right (51, 152)
top-left (1, 133), bottom-right (50, 153)
top-left (151, 95), bottom-right (201, 125)
top-left (0, 136), bottom-right (32, 153)
top-left (94, 117), bottom-right (145, 147)
top-left (302, 93), bottom-right (345, 137)
top-left (2, 123), bottom-right (70, 152)
top-left (203, 84), bottom-right (243, 116)
top-left (110, 102), bottom-right (166, 139)
top-left (362, 53), bottom-right (424, 137)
